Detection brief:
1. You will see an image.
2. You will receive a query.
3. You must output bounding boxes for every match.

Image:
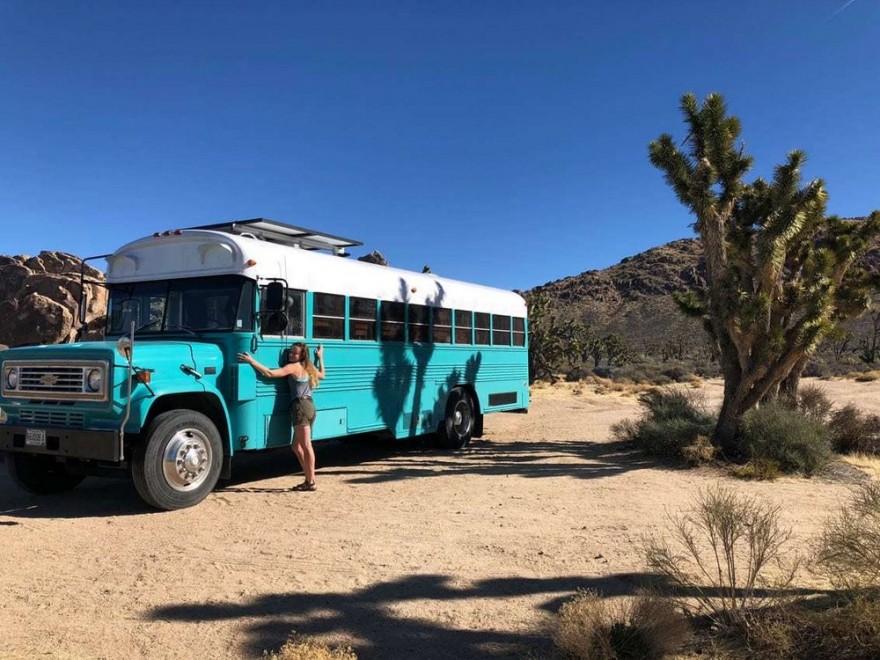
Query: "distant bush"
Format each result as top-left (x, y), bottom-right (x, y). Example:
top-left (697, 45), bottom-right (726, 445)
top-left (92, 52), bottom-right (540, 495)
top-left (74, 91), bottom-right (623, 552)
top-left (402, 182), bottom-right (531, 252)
top-left (732, 458), bottom-right (782, 481)
top-left (829, 404), bottom-right (880, 455)
top-left (612, 389), bottom-right (715, 462)
top-left (816, 482), bottom-right (880, 591)
top-left (739, 403), bottom-right (831, 475)
top-left (554, 590), bottom-right (688, 660)
top-left (264, 635), bottom-right (357, 660)
top-left (793, 383), bottom-right (834, 423)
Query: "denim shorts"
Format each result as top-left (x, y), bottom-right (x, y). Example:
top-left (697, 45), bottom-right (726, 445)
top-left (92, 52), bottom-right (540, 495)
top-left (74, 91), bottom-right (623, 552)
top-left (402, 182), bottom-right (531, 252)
top-left (291, 398), bottom-right (316, 428)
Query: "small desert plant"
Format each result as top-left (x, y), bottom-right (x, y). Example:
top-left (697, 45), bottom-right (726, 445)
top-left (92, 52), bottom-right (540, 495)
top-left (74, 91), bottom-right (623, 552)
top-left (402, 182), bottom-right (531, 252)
top-left (731, 458), bottom-right (782, 481)
top-left (828, 404), bottom-right (880, 455)
top-left (738, 403), bottom-right (831, 475)
top-left (815, 482), bottom-right (880, 591)
top-left (554, 590), bottom-right (688, 659)
top-left (645, 485), bottom-right (798, 626)
top-left (745, 595), bottom-right (880, 659)
top-left (680, 434), bottom-right (716, 465)
top-left (612, 389), bottom-right (715, 461)
top-left (263, 635), bottom-right (357, 660)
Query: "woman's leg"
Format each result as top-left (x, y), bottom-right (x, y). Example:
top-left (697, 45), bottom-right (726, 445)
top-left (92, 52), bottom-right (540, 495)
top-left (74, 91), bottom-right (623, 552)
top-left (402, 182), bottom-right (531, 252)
top-left (291, 424), bottom-right (307, 474)
top-left (298, 423), bottom-right (316, 485)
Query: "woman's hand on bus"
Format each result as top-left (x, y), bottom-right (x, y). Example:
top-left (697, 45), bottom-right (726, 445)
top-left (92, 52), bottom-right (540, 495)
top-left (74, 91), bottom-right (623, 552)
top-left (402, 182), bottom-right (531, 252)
top-left (236, 352), bottom-right (255, 365)
top-left (314, 344), bottom-right (323, 359)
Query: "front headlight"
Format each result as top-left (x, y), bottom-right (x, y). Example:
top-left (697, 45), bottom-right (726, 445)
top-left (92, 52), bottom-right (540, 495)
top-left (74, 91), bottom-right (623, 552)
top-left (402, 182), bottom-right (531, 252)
top-left (86, 368), bottom-right (103, 392)
top-left (5, 367), bottom-right (18, 389)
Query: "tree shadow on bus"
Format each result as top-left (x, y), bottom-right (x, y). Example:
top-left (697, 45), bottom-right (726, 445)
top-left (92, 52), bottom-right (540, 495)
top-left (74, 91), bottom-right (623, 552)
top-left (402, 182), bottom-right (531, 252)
top-left (146, 570), bottom-right (664, 659)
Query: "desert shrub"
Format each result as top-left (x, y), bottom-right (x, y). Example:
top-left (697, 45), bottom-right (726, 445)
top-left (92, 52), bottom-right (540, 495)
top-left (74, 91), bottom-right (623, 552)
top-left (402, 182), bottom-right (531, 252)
top-left (612, 389), bottom-right (715, 461)
top-left (554, 590), bottom-right (688, 659)
top-left (853, 370), bottom-right (880, 382)
top-left (738, 403), bottom-right (831, 475)
top-left (745, 595), bottom-right (880, 660)
top-left (816, 482), bottom-right (880, 591)
top-left (680, 435), bottom-right (716, 465)
top-left (793, 383), bottom-right (833, 423)
top-left (264, 635), bottom-right (357, 660)
top-left (731, 458), bottom-right (781, 481)
top-left (829, 404), bottom-right (880, 455)
top-left (661, 366), bottom-right (688, 382)
top-left (645, 485), bottom-right (797, 626)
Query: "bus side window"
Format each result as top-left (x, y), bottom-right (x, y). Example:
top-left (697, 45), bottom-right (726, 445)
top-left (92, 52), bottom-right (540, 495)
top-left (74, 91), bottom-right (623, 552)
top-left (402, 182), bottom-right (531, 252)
top-left (380, 301), bottom-right (405, 341)
top-left (512, 316), bottom-right (526, 346)
top-left (408, 304), bottom-right (430, 343)
top-left (259, 286), bottom-right (304, 336)
top-left (434, 308), bottom-right (452, 343)
top-left (455, 310), bottom-right (472, 344)
top-left (474, 312), bottom-right (490, 345)
top-left (492, 314), bottom-right (511, 346)
top-left (313, 292), bottom-right (345, 339)
top-left (350, 297), bottom-right (377, 340)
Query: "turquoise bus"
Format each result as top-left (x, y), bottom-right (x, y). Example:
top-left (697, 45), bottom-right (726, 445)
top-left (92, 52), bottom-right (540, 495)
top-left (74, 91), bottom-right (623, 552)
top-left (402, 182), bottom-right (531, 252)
top-left (0, 219), bottom-right (529, 510)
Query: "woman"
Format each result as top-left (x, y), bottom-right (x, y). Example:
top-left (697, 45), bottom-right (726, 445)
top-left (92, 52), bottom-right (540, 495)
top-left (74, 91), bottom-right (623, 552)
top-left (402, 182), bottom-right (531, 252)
top-left (237, 343), bottom-right (325, 491)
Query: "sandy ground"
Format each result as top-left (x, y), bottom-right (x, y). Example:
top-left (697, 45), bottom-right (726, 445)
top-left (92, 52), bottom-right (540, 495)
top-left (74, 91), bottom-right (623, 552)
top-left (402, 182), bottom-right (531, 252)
top-left (1, 378), bottom-right (878, 659)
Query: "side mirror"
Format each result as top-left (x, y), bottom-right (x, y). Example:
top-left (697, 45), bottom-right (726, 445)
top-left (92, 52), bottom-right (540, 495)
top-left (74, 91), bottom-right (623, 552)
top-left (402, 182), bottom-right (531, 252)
top-left (263, 311), bottom-right (289, 334)
top-left (265, 282), bottom-right (285, 311)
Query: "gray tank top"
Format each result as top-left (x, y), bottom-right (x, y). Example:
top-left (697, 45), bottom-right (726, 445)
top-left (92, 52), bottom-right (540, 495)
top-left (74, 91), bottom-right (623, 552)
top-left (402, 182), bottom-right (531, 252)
top-left (289, 375), bottom-right (313, 400)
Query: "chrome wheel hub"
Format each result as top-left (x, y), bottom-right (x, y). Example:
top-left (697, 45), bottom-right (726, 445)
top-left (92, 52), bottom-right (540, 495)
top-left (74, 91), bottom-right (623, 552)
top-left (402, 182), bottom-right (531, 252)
top-left (453, 401), bottom-right (471, 435)
top-left (162, 429), bottom-right (212, 492)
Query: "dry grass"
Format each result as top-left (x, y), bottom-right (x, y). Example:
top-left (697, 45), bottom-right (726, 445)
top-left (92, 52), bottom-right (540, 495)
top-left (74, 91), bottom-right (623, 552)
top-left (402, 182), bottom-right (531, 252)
top-left (554, 590), bottom-right (688, 659)
top-left (263, 635), bottom-right (357, 660)
top-left (850, 370), bottom-right (880, 382)
top-left (841, 454), bottom-right (880, 480)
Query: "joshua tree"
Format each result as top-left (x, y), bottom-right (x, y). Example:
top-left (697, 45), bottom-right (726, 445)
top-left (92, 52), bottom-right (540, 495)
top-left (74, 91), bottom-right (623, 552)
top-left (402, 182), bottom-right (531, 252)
top-left (650, 93), bottom-right (880, 451)
top-left (524, 291), bottom-right (566, 381)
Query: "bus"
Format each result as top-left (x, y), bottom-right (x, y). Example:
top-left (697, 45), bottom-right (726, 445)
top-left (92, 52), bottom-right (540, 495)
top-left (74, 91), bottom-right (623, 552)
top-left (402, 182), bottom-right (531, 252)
top-left (0, 219), bottom-right (529, 510)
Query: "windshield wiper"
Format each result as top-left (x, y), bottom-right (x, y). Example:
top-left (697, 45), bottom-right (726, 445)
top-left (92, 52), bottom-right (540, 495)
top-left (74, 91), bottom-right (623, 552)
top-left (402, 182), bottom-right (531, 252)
top-left (164, 324), bottom-right (198, 336)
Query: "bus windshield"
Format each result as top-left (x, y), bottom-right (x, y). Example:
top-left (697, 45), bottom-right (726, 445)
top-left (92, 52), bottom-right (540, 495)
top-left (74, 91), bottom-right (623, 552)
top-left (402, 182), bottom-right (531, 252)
top-left (106, 275), bottom-right (254, 335)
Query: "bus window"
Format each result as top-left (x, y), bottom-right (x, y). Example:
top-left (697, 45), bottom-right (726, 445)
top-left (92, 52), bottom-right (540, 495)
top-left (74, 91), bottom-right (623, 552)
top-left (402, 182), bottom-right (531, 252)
top-left (313, 293), bottom-right (345, 339)
top-left (492, 314), bottom-right (511, 346)
top-left (512, 316), bottom-right (526, 346)
top-left (433, 308), bottom-right (452, 343)
top-left (381, 301), bottom-right (405, 341)
top-left (260, 286), bottom-right (304, 336)
top-left (350, 297), bottom-right (377, 340)
top-left (455, 310), bottom-right (472, 344)
top-left (408, 304), bottom-right (430, 343)
top-left (475, 312), bottom-right (490, 345)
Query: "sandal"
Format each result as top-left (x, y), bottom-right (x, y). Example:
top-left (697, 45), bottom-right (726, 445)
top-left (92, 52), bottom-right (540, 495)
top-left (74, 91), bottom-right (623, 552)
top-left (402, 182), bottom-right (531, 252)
top-left (291, 481), bottom-right (317, 492)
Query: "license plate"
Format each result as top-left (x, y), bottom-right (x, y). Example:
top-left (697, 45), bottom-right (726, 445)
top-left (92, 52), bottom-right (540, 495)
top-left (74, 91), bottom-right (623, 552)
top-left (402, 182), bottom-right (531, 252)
top-left (25, 428), bottom-right (46, 448)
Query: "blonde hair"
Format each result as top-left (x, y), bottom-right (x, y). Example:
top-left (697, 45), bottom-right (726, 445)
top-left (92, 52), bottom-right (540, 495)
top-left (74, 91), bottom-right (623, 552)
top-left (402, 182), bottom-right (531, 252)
top-left (291, 342), bottom-right (319, 388)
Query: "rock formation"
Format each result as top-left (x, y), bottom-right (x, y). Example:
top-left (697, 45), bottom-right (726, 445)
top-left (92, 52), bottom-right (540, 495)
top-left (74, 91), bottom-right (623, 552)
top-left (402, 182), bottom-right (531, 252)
top-left (0, 252), bottom-right (107, 347)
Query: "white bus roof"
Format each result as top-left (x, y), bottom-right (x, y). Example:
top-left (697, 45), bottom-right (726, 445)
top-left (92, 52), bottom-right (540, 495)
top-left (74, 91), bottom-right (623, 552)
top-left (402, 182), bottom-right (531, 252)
top-left (107, 227), bottom-right (526, 317)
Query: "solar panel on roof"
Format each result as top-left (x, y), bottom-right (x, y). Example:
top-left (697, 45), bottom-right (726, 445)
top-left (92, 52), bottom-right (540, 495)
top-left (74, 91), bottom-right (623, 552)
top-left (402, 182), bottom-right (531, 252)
top-left (187, 218), bottom-right (362, 256)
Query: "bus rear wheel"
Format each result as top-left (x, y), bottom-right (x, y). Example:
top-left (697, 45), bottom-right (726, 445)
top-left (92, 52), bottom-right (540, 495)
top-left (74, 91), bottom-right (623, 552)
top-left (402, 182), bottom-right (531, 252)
top-left (6, 453), bottom-right (86, 494)
top-left (438, 388), bottom-right (475, 450)
top-left (132, 410), bottom-right (222, 511)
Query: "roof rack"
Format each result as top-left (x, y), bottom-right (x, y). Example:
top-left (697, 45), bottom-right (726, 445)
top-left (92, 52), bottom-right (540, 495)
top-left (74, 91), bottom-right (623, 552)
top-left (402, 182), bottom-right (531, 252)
top-left (189, 218), bottom-right (363, 256)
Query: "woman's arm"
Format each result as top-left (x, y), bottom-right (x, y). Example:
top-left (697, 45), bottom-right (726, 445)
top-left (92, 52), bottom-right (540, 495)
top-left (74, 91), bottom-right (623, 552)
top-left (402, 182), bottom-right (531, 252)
top-left (236, 353), bottom-right (295, 378)
top-left (314, 344), bottom-right (326, 380)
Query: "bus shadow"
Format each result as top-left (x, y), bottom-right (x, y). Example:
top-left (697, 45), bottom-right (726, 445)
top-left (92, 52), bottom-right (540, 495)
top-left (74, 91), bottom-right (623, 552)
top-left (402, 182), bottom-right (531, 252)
top-left (318, 436), bottom-right (666, 485)
top-left (0, 475), bottom-right (151, 519)
top-left (146, 571), bottom-right (659, 659)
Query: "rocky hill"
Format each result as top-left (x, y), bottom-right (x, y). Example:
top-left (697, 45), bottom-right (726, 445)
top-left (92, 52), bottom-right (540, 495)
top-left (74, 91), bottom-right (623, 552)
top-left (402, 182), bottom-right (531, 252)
top-left (0, 252), bottom-right (106, 347)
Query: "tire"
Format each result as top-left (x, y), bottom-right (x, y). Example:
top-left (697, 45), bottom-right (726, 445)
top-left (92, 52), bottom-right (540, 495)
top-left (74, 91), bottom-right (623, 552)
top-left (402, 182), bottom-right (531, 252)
top-left (5, 452), bottom-right (86, 494)
top-left (438, 388), bottom-right (475, 450)
top-left (131, 410), bottom-right (223, 511)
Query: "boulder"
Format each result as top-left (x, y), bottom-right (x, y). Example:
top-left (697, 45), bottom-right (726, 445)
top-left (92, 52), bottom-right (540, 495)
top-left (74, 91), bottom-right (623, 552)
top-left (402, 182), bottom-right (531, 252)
top-left (0, 253), bottom-right (106, 347)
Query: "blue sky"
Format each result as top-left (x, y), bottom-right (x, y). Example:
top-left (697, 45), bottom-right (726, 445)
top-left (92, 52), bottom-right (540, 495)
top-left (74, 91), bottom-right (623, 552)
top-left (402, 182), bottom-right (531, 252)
top-left (1, 1), bottom-right (877, 291)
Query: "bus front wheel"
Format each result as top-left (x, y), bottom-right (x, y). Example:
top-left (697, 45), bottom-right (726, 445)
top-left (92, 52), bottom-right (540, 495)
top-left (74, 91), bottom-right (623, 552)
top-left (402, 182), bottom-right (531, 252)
top-left (132, 410), bottom-right (223, 511)
top-left (438, 388), bottom-right (475, 450)
top-left (6, 453), bottom-right (86, 494)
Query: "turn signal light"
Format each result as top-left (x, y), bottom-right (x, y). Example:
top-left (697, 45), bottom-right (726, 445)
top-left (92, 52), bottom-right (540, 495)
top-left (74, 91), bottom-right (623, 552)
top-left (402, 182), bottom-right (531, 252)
top-left (246, 259), bottom-right (257, 267)
top-left (135, 371), bottom-right (152, 384)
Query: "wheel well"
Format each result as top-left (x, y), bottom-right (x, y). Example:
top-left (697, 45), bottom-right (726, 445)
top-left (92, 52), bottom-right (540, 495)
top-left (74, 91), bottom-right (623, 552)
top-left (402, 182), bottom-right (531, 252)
top-left (141, 393), bottom-right (230, 455)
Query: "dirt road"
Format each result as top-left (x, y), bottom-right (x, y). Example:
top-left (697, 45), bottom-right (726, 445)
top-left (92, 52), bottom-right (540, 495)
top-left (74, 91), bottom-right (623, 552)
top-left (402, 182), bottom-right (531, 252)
top-left (1, 379), bottom-right (876, 659)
